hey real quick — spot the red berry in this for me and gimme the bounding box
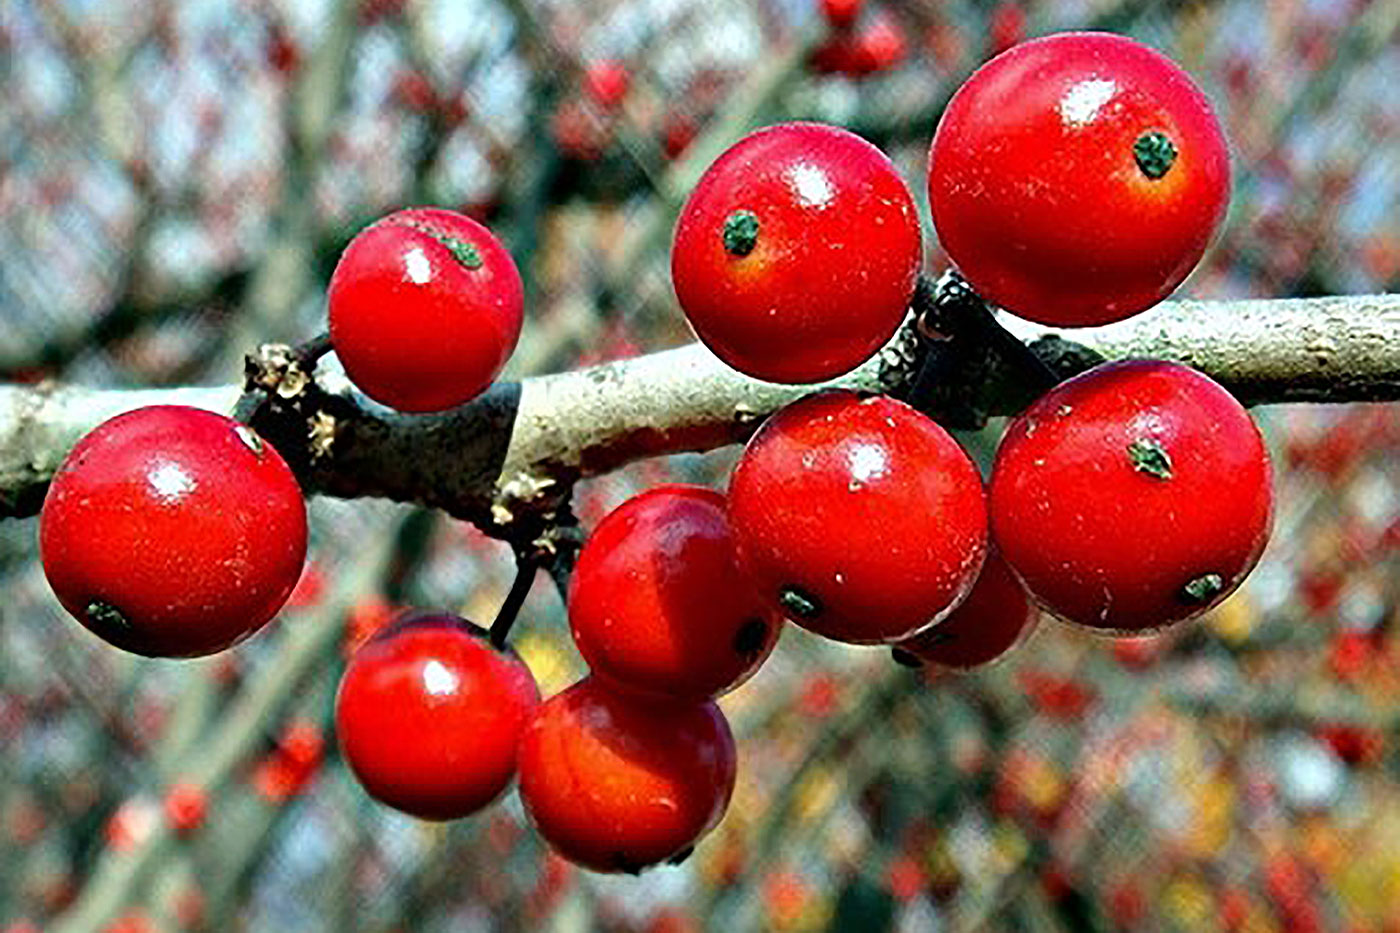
[728,391,987,644]
[928,32,1230,326]
[811,13,907,77]
[335,612,540,820]
[583,60,630,109]
[821,0,863,30]
[328,207,523,412]
[990,360,1273,632]
[893,547,1037,670]
[987,2,1026,56]
[163,781,207,835]
[277,718,325,772]
[672,123,921,383]
[569,485,781,701]
[40,406,307,658]
[518,678,736,873]
[850,12,907,74]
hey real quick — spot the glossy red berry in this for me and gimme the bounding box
[671,123,921,383]
[569,485,781,701]
[328,207,523,412]
[518,678,736,873]
[335,612,540,820]
[990,360,1273,632]
[40,406,307,658]
[927,32,1230,326]
[892,547,1038,670]
[728,391,988,644]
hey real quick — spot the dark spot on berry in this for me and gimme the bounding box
[1133,131,1177,180]
[778,586,822,620]
[667,845,695,866]
[1127,437,1173,480]
[722,210,760,257]
[442,236,483,270]
[85,600,131,637]
[733,617,770,657]
[1180,573,1225,605]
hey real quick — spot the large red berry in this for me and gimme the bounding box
[335,612,540,821]
[569,485,781,701]
[728,391,987,644]
[40,406,307,658]
[671,122,921,383]
[518,678,736,873]
[328,207,523,412]
[893,547,1038,670]
[928,32,1230,326]
[989,360,1273,632]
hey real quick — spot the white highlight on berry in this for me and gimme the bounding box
[147,461,195,502]
[404,247,433,285]
[1059,78,1117,127]
[847,442,889,485]
[421,659,460,697]
[788,163,835,209]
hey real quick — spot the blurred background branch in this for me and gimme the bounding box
[3,0,1400,931]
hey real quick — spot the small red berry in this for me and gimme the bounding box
[821,0,863,30]
[662,114,698,159]
[518,679,736,873]
[928,32,1231,326]
[569,485,781,701]
[987,2,1026,56]
[277,718,325,772]
[1317,724,1384,767]
[893,547,1038,670]
[40,406,307,658]
[335,612,540,820]
[811,13,907,77]
[252,756,303,803]
[328,207,523,412]
[728,391,987,644]
[990,360,1273,632]
[583,60,630,109]
[163,781,207,836]
[850,12,907,74]
[672,123,921,383]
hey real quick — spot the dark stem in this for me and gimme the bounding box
[230,389,269,426]
[930,271,1061,396]
[294,332,335,369]
[489,552,540,649]
[906,270,1062,425]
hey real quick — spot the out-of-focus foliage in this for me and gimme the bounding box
[2,0,1400,930]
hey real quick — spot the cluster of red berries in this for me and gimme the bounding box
[35,31,1275,875]
[810,0,908,79]
[670,30,1270,641]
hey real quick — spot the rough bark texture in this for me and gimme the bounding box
[3,292,1399,538]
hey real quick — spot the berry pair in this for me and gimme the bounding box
[334,608,737,875]
[673,32,1232,390]
[724,359,1271,657]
